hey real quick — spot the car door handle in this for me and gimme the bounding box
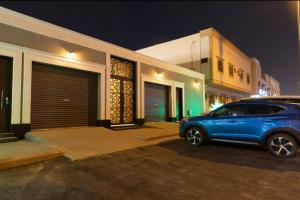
[230,120,238,123]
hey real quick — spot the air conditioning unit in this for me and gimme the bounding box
[237,69,243,75]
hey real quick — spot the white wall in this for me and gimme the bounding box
[137,33,200,70]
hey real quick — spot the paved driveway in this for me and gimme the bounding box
[1,139,299,200]
[25,122,179,160]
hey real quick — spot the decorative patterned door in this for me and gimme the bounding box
[110,57,135,124]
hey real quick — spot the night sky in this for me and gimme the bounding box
[0,1,298,95]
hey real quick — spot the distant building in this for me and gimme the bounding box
[137,28,280,111]
[251,58,280,97]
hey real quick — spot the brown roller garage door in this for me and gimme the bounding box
[144,82,169,122]
[31,62,98,129]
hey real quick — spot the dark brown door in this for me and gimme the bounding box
[31,62,98,129]
[176,87,183,121]
[144,82,169,122]
[0,56,12,133]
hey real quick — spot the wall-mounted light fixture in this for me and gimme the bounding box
[193,80,200,88]
[156,71,163,79]
[67,51,76,60]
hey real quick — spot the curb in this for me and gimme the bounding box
[0,151,63,171]
[143,133,178,141]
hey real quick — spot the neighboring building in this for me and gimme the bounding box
[137,28,280,111]
[0,7,205,137]
[251,58,280,97]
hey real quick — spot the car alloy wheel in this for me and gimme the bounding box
[185,127,204,146]
[267,133,297,158]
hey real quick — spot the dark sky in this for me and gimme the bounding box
[0,1,299,95]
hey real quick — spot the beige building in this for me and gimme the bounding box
[137,28,280,111]
[251,58,280,97]
[0,7,205,138]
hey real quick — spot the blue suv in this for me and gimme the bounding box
[179,100,300,158]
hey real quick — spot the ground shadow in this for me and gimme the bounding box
[158,139,300,172]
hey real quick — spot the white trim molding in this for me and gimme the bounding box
[22,48,106,124]
[0,44,22,124]
[174,82,185,120]
[136,61,141,118]
[105,53,111,120]
[140,74,185,119]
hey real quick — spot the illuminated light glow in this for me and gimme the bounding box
[67,51,76,60]
[193,80,200,88]
[250,95,261,98]
[156,72,163,79]
[210,100,224,111]
[258,89,268,96]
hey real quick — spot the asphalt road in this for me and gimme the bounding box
[1,139,300,200]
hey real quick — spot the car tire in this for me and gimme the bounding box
[267,133,298,158]
[185,126,205,146]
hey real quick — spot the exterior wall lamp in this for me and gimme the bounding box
[193,80,200,88]
[156,71,163,79]
[67,51,76,60]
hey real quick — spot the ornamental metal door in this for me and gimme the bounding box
[110,57,135,124]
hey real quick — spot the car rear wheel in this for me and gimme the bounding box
[267,133,298,158]
[185,127,205,146]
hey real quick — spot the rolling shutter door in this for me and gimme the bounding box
[31,62,98,129]
[144,82,169,122]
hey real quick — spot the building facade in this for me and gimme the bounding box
[251,58,280,97]
[137,28,280,111]
[0,7,205,137]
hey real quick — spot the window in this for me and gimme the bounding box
[209,94,215,105]
[214,105,246,117]
[258,81,260,87]
[246,105,284,115]
[217,58,224,73]
[270,106,285,113]
[246,73,250,84]
[201,58,208,63]
[229,64,234,77]
[238,69,244,81]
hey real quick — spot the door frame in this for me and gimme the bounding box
[22,50,106,125]
[176,87,184,121]
[141,74,185,120]
[110,56,136,125]
[0,43,22,128]
[0,56,13,132]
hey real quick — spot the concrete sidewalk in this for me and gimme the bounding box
[0,141,63,171]
[26,122,179,161]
